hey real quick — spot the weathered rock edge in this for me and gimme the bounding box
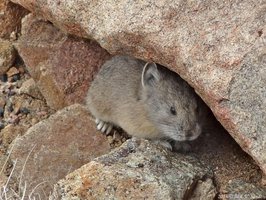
[50,138,215,200]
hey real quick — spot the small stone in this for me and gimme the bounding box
[0,39,16,75]
[137,163,144,168]
[107,135,114,144]
[10,73,20,82]
[7,102,13,112]
[0,74,7,82]
[0,121,5,130]
[7,89,16,96]
[0,173,8,188]
[13,100,22,115]
[6,67,19,77]
[1,124,27,147]
[16,80,23,88]
[17,65,26,74]
[10,31,17,41]
[31,118,38,125]
[7,114,19,124]
[19,78,43,100]
[37,111,48,117]
[190,178,217,200]
[0,107,4,117]
[20,107,30,115]
[0,96,5,107]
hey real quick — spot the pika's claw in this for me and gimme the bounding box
[95,119,113,135]
[97,121,104,130]
[95,118,100,125]
[101,123,108,133]
[106,124,113,135]
[101,123,113,134]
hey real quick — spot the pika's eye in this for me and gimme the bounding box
[170,106,176,115]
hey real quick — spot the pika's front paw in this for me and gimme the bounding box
[152,140,172,151]
[95,118,113,135]
[173,141,192,153]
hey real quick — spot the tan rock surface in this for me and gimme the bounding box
[10,104,110,199]
[18,78,44,100]
[0,39,16,75]
[16,14,110,110]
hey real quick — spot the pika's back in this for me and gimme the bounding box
[87,55,145,102]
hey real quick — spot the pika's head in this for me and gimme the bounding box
[141,62,201,142]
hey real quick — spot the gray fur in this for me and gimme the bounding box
[86,55,202,147]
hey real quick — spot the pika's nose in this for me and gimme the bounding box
[186,123,201,140]
[186,132,193,138]
[186,131,197,141]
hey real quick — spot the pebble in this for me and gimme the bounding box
[7,114,19,124]
[0,122,4,130]
[10,74,20,82]
[7,103,13,113]
[107,135,114,144]
[13,101,21,115]
[37,111,48,117]
[0,74,8,82]
[7,90,16,97]
[113,131,121,140]
[17,65,26,74]
[20,107,30,115]
[6,67,20,77]
[10,31,17,41]
[31,118,38,125]
[0,107,4,117]
[16,80,23,88]
[0,97,6,108]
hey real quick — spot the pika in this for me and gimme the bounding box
[86,55,202,149]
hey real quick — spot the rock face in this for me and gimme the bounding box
[50,138,214,200]
[15,14,110,110]
[0,124,27,148]
[190,178,217,200]
[0,0,29,39]
[10,104,110,199]
[18,78,44,100]
[0,39,16,75]
[220,180,266,200]
[11,0,266,175]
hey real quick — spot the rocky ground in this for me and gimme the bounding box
[0,52,264,199]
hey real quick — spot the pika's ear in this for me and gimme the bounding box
[141,62,160,87]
